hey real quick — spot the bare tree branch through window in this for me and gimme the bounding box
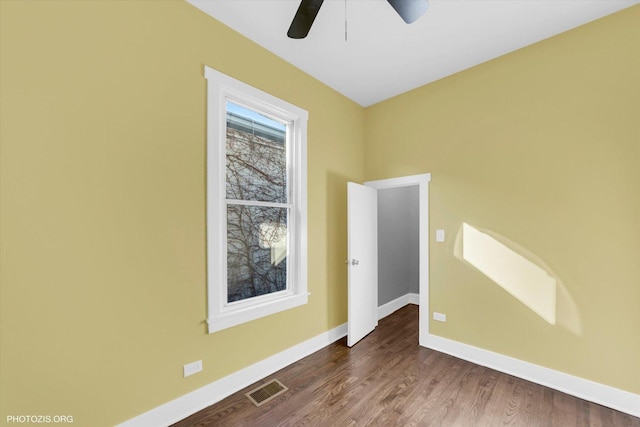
[225,104,288,303]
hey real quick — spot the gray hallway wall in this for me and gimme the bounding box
[378,186,419,305]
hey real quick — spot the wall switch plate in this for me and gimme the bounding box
[183,360,203,377]
[436,229,445,242]
[433,312,447,322]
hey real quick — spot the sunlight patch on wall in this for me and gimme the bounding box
[454,223,582,335]
[460,223,557,324]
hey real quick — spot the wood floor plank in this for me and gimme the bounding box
[450,365,499,426]
[173,305,640,427]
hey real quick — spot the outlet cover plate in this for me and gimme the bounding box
[183,360,203,377]
[433,312,447,322]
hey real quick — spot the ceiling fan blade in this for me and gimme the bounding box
[386,0,429,24]
[288,0,325,39]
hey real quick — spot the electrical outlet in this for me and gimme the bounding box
[183,360,203,377]
[433,312,447,322]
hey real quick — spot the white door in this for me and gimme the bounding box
[347,182,378,347]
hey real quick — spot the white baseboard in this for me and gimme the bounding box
[118,298,639,426]
[426,334,640,418]
[116,323,348,427]
[378,293,419,320]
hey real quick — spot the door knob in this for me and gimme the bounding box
[351,259,360,266]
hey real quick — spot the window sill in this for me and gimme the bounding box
[207,292,309,333]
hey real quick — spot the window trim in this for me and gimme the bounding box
[205,66,308,333]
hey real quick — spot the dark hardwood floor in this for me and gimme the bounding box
[173,305,640,426]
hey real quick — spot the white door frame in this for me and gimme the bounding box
[365,173,431,347]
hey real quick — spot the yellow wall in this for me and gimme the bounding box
[365,6,640,394]
[0,1,364,425]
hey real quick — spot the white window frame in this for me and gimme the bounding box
[205,66,308,333]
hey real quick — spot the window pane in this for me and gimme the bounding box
[227,204,288,303]
[226,102,288,203]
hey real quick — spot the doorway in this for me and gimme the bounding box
[377,185,420,313]
[348,174,431,347]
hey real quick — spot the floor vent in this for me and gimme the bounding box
[245,379,288,407]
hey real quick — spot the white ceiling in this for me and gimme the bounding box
[187,0,639,107]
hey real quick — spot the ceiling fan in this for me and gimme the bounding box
[288,0,429,39]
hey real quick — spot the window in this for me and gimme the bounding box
[205,66,308,333]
